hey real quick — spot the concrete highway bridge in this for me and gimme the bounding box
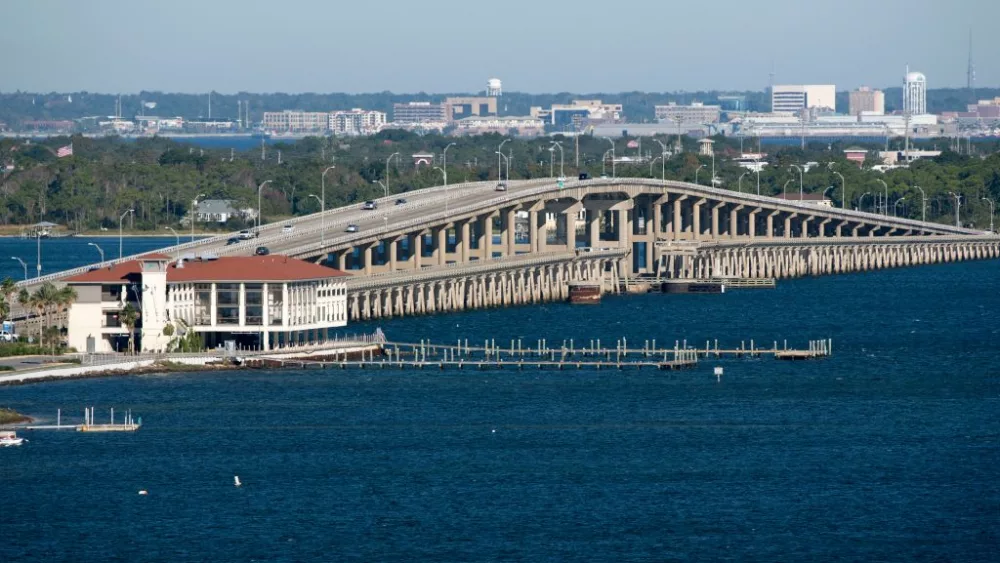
[18,177,1000,323]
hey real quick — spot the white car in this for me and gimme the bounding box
[345,224,359,233]
[282,224,294,234]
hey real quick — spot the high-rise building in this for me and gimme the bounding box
[771,85,836,114]
[329,109,387,135]
[849,87,885,116]
[654,102,721,126]
[903,69,927,115]
[262,111,330,133]
[392,102,447,124]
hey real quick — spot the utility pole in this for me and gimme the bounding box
[949,192,962,228]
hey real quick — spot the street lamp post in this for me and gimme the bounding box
[498,139,510,183]
[601,150,611,177]
[11,257,27,280]
[652,138,667,181]
[442,143,456,187]
[550,141,564,177]
[119,208,134,259]
[913,184,926,222]
[320,165,335,243]
[858,192,871,212]
[547,146,554,177]
[948,192,962,227]
[373,180,388,198]
[603,137,615,178]
[876,179,889,216]
[790,164,804,200]
[695,164,706,185]
[829,166,846,209]
[783,179,793,199]
[307,194,325,245]
[35,232,41,278]
[256,181,271,232]
[385,152,400,195]
[983,197,996,233]
[649,156,661,178]
[738,171,748,193]
[164,227,179,246]
[191,193,206,242]
[433,166,449,214]
[88,242,105,262]
[894,197,906,217]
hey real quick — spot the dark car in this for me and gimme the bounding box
[254,246,270,256]
[578,172,590,180]
[395,198,408,205]
[226,237,240,245]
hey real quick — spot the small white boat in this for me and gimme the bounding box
[234,476,242,487]
[0,430,24,447]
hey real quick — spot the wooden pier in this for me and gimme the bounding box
[21,407,141,432]
[257,336,830,371]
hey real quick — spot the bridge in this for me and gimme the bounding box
[17,177,1000,323]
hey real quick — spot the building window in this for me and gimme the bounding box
[216,283,240,325]
[268,284,283,326]
[245,283,263,326]
[195,283,212,325]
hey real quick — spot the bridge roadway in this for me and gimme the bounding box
[12,177,1000,325]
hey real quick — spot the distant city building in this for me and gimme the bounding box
[843,147,868,167]
[771,85,836,114]
[530,100,623,130]
[654,102,721,127]
[879,150,941,165]
[903,69,927,115]
[487,78,502,97]
[960,97,1000,119]
[453,115,544,137]
[392,102,447,124]
[443,97,497,121]
[262,111,329,133]
[329,109,386,136]
[717,95,747,112]
[849,87,885,116]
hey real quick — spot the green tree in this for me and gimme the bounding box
[119,303,139,354]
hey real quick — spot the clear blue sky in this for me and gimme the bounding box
[4,0,996,94]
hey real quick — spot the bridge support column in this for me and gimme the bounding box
[692,199,705,240]
[413,233,423,269]
[729,204,744,239]
[505,208,517,256]
[437,226,448,265]
[460,220,470,263]
[800,216,812,239]
[336,251,347,271]
[363,244,373,275]
[784,213,797,239]
[673,195,688,240]
[388,238,398,271]
[483,215,494,259]
[587,210,600,248]
[766,210,779,239]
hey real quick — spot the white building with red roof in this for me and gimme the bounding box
[66,254,348,353]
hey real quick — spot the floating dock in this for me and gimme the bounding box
[20,407,141,432]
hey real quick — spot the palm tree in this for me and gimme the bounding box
[0,277,16,322]
[28,283,59,348]
[119,303,139,354]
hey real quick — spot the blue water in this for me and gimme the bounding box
[2,240,999,561]
[0,236,187,281]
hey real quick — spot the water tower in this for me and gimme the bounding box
[487,78,502,97]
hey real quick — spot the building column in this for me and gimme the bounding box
[238,282,246,326]
[210,282,217,326]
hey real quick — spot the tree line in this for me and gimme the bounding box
[0,131,998,232]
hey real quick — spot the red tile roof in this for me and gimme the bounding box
[67,256,348,284]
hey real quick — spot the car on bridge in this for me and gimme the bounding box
[282,224,295,233]
[495,182,507,192]
[345,224,359,233]
[226,237,240,245]
[362,201,378,210]
[395,198,407,205]
[238,229,258,240]
[254,246,270,256]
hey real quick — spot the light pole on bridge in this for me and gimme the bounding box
[11,257,27,281]
[320,165,335,244]
[603,137,616,178]
[783,179,793,199]
[894,197,906,218]
[550,141,564,178]
[118,208,134,260]
[191,193,206,241]
[374,180,388,199]
[442,143,456,188]
[913,184,926,222]
[164,227,179,247]
[695,164,706,186]
[88,242,105,263]
[828,165,846,209]
[433,166,449,215]
[652,138,667,181]
[498,139,510,183]
[256,181,271,232]
[876,179,889,216]
[738,171,748,193]
[857,192,871,212]
[385,152,400,196]
[790,164,804,200]
[982,197,995,233]
[948,192,962,227]
[308,194,325,246]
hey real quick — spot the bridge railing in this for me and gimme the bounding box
[19,178,554,287]
[346,248,626,291]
